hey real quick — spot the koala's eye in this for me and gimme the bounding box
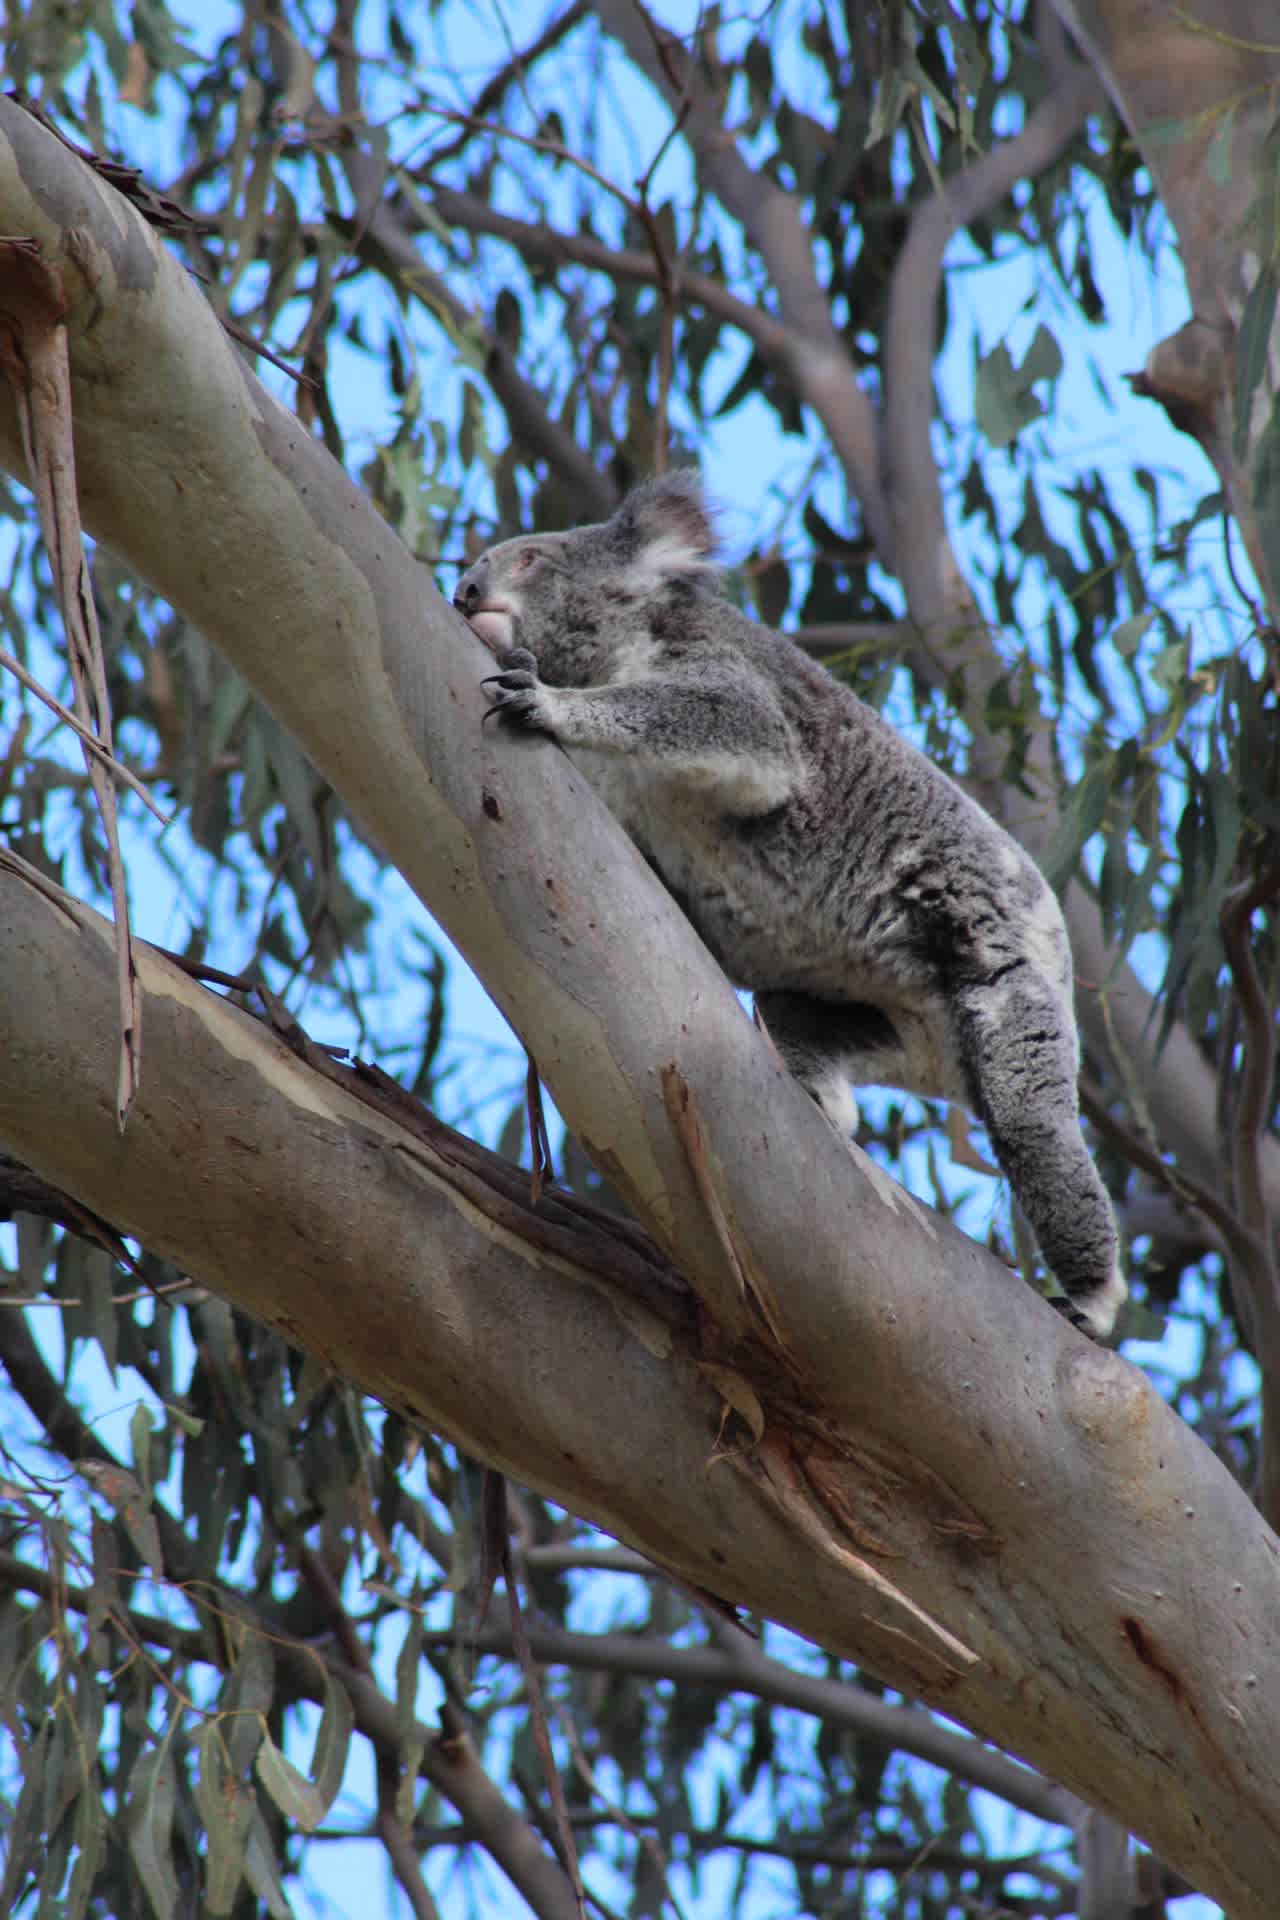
[511,548,540,576]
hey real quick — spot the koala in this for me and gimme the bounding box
[454,471,1126,1340]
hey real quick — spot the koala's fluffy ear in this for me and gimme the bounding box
[612,471,718,592]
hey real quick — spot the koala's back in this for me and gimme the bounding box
[578,594,1069,1026]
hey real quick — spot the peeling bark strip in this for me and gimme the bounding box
[0,237,141,1128]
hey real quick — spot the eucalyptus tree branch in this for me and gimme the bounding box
[589,0,894,562]
[426,185,789,362]
[791,621,908,659]
[328,4,615,523]
[2,106,1279,1912]
[417,0,590,179]
[375,1745,443,1920]
[1078,1079,1261,1285]
[881,56,1104,633]
[427,1615,1073,1826]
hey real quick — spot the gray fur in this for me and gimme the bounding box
[455,472,1126,1339]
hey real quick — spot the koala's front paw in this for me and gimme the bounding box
[481,648,555,733]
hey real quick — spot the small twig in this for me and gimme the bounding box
[422,108,637,213]
[0,642,171,823]
[420,2,590,177]
[1078,1075,1261,1277]
[148,947,258,994]
[555,1699,689,1920]
[488,1476,588,1919]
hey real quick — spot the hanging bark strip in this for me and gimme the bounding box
[0,237,141,1127]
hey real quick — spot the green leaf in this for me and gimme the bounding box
[1206,105,1235,187]
[1020,322,1063,386]
[1111,612,1154,657]
[125,1731,180,1920]
[130,1403,155,1494]
[394,1596,427,1823]
[1041,760,1112,887]
[219,1628,274,1776]
[255,1733,323,1829]
[80,1463,164,1578]
[194,1723,253,1916]
[1235,263,1277,458]
[253,1674,353,1833]
[242,1803,294,1918]
[975,341,1042,448]
[0,1719,51,1912]
[1149,636,1189,694]
[62,1780,107,1920]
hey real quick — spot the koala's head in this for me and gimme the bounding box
[453,471,719,681]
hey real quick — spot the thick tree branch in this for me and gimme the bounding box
[0,831,1275,1915]
[0,107,1278,1912]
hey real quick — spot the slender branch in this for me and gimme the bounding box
[376,1741,442,1920]
[422,1616,1071,1826]
[427,185,789,360]
[791,621,909,659]
[1077,1077,1261,1282]
[328,2,615,521]
[590,0,894,558]
[882,54,1102,633]
[418,1,590,178]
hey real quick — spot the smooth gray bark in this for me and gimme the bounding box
[0,100,1278,1913]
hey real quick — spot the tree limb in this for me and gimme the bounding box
[426,1615,1071,1825]
[587,0,895,562]
[0,105,1278,1912]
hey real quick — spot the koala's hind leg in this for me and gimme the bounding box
[950,967,1126,1340]
[754,990,924,1140]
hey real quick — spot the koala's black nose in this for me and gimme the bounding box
[454,576,480,612]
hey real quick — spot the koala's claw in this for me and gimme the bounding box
[481,650,549,731]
